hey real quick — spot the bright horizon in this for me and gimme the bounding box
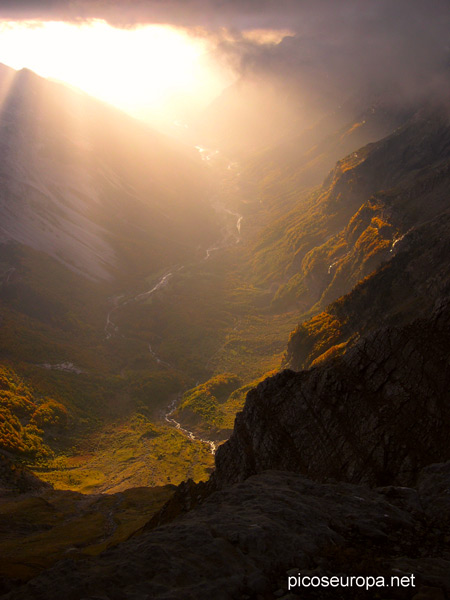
[0,19,237,131]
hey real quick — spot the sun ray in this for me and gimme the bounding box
[0,62,17,114]
[0,19,234,131]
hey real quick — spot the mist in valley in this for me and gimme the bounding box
[1,2,450,598]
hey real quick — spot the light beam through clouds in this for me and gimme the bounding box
[0,1,448,138]
[0,19,238,130]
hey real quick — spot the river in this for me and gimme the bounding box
[104,202,243,454]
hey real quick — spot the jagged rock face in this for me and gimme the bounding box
[214,298,450,489]
[3,464,450,599]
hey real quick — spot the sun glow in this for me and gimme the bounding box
[0,19,234,129]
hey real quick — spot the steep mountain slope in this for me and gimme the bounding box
[284,110,450,370]
[239,96,414,207]
[170,105,450,441]
[0,64,216,283]
[215,295,450,489]
[1,86,450,600]
[285,212,450,372]
[211,108,450,490]
[0,64,220,486]
[245,106,450,311]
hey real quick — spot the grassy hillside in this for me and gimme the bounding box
[0,477,174,586]
[3,68,446,491]
[242,107,450,310]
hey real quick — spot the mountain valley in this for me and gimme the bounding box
[0,22,450,598]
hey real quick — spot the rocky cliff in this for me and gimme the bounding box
[3,462,450,599]
[213,126,450,489]
[2,98,450,600]
[214,297,450,490]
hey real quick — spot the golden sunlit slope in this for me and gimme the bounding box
[0,63,217,283]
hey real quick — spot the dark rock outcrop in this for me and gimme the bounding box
[214,297,450,490]
[3,463,450,599]
[0,451,50,495]
[3,80,450,600]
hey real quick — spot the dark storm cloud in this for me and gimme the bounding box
[211,0,450,109]
[1,0,448,30]
[1,0,449,106]
[0,0,301,27]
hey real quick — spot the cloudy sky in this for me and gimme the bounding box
[0,1,448,132]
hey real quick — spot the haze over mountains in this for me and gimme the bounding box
[0,63,215,282]
[1,1,450,598]
[0,62,221,493]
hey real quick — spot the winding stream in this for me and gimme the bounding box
[164,396,217,454]
[104,202,243,455]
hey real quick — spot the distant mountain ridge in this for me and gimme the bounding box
[0,63,219,472]
[0,64,216,283]
[1,59,450,600]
